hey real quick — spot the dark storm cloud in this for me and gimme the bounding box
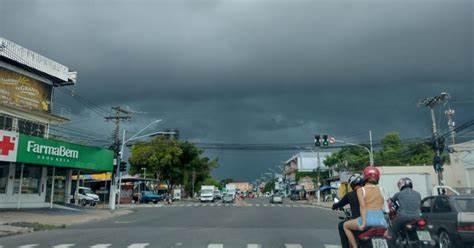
[1,0,472,180]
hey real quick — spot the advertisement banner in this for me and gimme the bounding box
[16,134,113,171]
[0,67,52,113]
[0,130,113,172]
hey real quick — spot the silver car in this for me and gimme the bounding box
[270,194,283,204]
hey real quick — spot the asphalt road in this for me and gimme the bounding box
[0,198,342,248]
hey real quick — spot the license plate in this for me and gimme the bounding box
[417,231,432,241]
[371,238,388,248]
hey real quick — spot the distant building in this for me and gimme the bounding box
[449,140,474,189]
[227,182,252,192]
[283,151,331,182]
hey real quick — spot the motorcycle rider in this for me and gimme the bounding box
[388,177,422,239]
[344,166,388,248]
[332,174,364,248]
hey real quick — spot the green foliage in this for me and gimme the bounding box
[324,132,436,171]
[219,178,234,188]
[202,177,221,188]
[129,137,218,194]
[263,179,276,193]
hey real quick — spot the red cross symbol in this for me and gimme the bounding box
[0,136,15,156]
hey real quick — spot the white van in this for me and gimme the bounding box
[77,187,100,206]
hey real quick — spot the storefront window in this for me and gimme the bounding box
[0,162,9,193]
[14,164,42,194]
[0,115,13,131]
[18,119,46,137]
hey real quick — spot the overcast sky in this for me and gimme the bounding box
[1,0,472,181]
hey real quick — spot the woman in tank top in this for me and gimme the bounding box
[343,167,387,248]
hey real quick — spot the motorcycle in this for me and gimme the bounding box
[387,199,436,248]
[334,198,390,248]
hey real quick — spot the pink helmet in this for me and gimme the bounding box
[363,166,380,183]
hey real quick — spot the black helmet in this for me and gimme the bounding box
[397,177,413,191]
[348,174,364,190]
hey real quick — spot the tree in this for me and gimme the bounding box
[324,132,435,171]
[220,178,234,188]
[263,179,276,193]
[377,132,404,166]
[129,137,218,194]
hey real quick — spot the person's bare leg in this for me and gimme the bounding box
[344,219,360,248]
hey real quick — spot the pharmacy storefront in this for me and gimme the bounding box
[0,130,113,208]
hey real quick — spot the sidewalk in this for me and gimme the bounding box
[0,207,132,237]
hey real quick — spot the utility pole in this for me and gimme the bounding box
[369,130,374,166]
[445,108,456,145]
[419,92,450,186]
[105,106,131,210]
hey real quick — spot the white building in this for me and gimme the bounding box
[449,140,474,189]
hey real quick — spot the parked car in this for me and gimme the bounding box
[270,193,283,204]
[140,191,163,203]
[77,187,99,206]
[421,194,474,247]
[222,193,235,203]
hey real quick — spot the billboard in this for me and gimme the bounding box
[0,67,52,113]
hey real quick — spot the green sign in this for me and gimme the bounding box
[17,134,113,172]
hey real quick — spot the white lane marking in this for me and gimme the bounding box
[255,204,260,207]
[263,204,268,207]
[18,245,39,248]
[207,244,224,248]
[186,204,192,207]
[193,203,199,207]
[127,243,150,248]
[217,203,222,206]
[248,204,253,207]
[284,244,303,248]
[247,244,262,248]
[53,245,75,248]
[324,245,342,248]
[90,244,111,248]
[292,205,299,208]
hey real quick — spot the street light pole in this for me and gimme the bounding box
[336,139,374,167]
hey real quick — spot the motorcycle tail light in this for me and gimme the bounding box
[417,219,426,227]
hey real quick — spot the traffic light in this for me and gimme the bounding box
[433,155,443,173]
[322,135,329,147]
[119,161,127,172]
[314,135,321,147]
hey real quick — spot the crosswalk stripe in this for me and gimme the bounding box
[263,204,268,207]
[90,244,111,248]
[18,245,39,248]
[248,204,253,207]
[255,204,260,207]
[53,244,75,248]
[284,244,303,248]
[127,243,150,248]
[324,245,342,248]
[207,244,223,248]
[247,244,262,248]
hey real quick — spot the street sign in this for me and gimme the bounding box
[328,136,336,144]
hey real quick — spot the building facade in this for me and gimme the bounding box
[0,37,113,208]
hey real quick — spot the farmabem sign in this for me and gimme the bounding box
[0,130,113,172]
